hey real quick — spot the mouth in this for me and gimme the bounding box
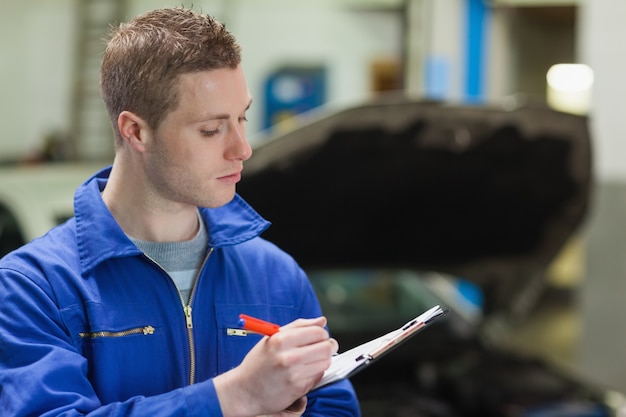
[217,171,242,184]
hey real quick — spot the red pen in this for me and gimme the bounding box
[238,314,280,336]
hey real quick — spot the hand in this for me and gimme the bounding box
[257,396,307,417]
[214,317,338,417]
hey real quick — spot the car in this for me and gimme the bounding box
[0,162,103,257]
[0,95,622,416]
[236,95,624,416]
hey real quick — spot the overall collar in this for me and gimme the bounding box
[75,166,270,275]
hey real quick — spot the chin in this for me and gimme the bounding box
[199,193,236,209]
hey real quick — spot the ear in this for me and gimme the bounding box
[117,111,151,152]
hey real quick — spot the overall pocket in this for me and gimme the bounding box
[62,301,174,402]
[214,303,298,374]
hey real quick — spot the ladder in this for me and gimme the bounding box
[69,0,125,161]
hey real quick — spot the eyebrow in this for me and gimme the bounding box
[203,98,253,122]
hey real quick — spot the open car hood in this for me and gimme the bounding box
[237,96,592,316]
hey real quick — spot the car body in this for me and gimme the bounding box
[0,96,622,416]
[0,162,104,257]
[237,95,592,318]
[236,96,623,416]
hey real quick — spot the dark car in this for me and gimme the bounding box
[237,95,621,416]
[0,96,619,416]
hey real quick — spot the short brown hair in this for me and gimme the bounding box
[100,7,242,145]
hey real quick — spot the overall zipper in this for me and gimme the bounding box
[143,247,214,386]
[185,247,214,385]
[79,325,155,338]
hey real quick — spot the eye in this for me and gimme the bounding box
[239,116,248,123]
[200,129,220,137]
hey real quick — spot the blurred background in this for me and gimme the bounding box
[1,0,626,399]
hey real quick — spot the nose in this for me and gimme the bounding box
[227,123,252,161]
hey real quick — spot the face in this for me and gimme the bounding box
[142,66,253,209]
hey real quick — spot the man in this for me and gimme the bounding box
[0,7,360,416]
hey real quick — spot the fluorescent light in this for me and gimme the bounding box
[546,63,594,115]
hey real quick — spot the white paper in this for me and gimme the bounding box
[312,305,445,390]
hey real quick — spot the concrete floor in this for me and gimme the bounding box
[581,182,626,394]
[499,182,626,399]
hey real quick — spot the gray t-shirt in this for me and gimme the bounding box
[131,215,208,303]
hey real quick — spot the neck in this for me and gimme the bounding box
[102,156,200,242]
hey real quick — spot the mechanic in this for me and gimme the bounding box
[0,7,360,417]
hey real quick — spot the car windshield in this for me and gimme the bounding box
[308,269,483,334]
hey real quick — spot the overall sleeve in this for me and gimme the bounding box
[0,266,225,417]
[306,379,362,417]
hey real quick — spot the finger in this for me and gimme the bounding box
[270,326,330,350]
[280,316,327,331]
[295,338,337,366]
[286,396,307,413]
[329,337,339,355]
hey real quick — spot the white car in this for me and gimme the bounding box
[0,162,104,257]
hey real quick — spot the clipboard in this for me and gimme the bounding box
[311,304,447,391]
